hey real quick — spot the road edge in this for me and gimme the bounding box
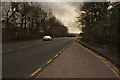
[75,39,119,68]
[30,39,74,78]
[75,39,120,79]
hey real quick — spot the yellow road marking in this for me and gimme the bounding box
[30,46,68,77]
[59,51,62,53]
[46,59,53,64]
[100,56,119,72]
[55,54,59,58]
[75,42,120,79]
[100,59,120,79]
[30,68,42,77]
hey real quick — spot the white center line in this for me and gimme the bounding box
[3,49,14,53]
[3,45,34,53]
[18,45,33,49]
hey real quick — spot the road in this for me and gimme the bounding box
[36,41,119,79]
[2,37,119,79]
[3,37,74,78]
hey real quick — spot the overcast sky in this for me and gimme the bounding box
[2,0,83,33]
[40,2,82,33]
[3,0,116,33]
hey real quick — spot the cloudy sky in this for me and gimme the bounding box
[3,0,116,33]
[40,2,82,33]
[2,0,83,33]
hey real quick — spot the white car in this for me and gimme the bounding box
[43,36,52,41]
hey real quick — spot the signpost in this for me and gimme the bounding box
[40,30,44,33]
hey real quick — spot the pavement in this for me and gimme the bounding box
[36,41,118,79]
[3,37,74,78]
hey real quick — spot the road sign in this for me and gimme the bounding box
[40,30,44,33]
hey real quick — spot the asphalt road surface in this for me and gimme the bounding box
[2,37,119,79]
[3,37,74,78]
[37,41,119,79]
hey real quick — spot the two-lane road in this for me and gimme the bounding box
[3,37,74,78]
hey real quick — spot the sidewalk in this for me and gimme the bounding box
[75,38,119,67]
[37,42,117,78]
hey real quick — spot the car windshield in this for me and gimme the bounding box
[44,36,50,38]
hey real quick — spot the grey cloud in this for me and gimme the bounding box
[40,2,82,33]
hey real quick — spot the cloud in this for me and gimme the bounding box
[40,2,82,33]
[2,0,82,33]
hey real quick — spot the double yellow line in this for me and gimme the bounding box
[75,42,120,79]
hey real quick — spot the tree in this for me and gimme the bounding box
[77,2,110,43]
[2,2,68,42]
[76,2,120,48]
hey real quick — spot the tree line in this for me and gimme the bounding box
[77,2,120,48]
[2,2,68,42]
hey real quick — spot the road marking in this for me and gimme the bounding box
[100,58,120,79]
[3,49,14,53]
[24,45,33,48]
[18,45,33,49]
[64,47,67,49]
[3,45,34,53]
[75,42,120,79]
[30,45,69,77]
[100,56,119,73]
[59,51,63,54]
[46,59,53,64]
[7,49,14,51]
[18,47,25,49]
[46,45,69,64]
[30,68,42,77]
[55,54,59,58]
[77,42,119,73]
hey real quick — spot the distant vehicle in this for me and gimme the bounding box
[43,36,52,41]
